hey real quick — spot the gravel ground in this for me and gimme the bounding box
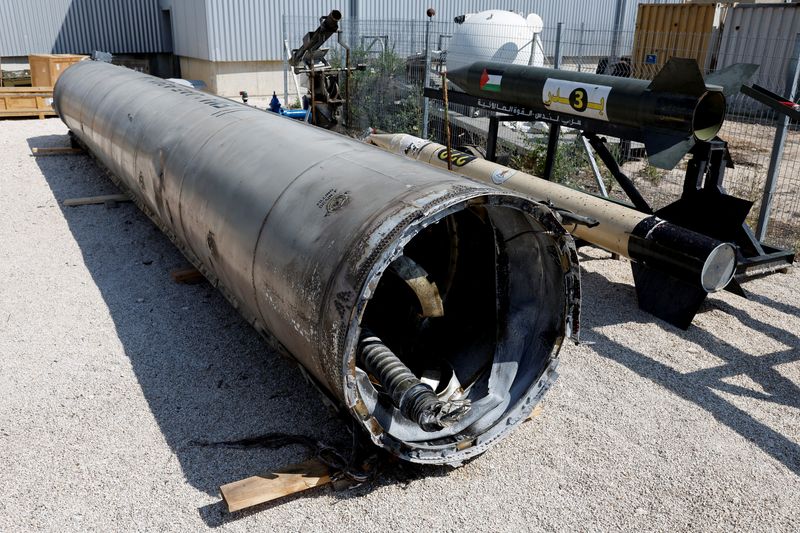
[1,118,799,532]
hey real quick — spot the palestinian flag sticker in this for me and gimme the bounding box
[479,68,503,92]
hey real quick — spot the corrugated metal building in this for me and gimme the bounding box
[717,2,800,93]
[0,0,683,95]
[166,0,681,96]
[168,0,682,63]
[0,0,171,56]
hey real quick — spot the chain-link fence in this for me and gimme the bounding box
[283,16,800,253]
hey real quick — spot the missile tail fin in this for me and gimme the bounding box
[631,263,708,330]
[656,191,752,244]
[704,63,759,97]
[644,130,695,170]
[648,57,707,96]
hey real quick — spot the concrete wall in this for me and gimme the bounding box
[178,57,287,98]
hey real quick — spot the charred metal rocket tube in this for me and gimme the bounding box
[368,133,736,294]
[54,61,580,465]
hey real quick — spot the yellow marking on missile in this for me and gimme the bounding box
[543,87,605,115]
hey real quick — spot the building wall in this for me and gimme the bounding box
[169,0,682,63]
[170,0,345,62]
[179,56,286,98]
[717,3,800,93]
[0,0,170,56]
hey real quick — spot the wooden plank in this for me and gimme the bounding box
[220,458,332,513]
[0,87,54,119]
[0,110,57,118]
[0,86,54,94]
[63,194,130,207]
[170,267,206,284]
[31,147,83,156]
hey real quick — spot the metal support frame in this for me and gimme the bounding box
[584,132,652,213]
[756,33,800,241]
[420,82,795,278]
[486,116,499,162]
[543,23,564,181]
[424,87,649,209]
[543,127,560,181]
[359,35,389,55]
[658,139,794,276]
[421,15,433,139]
[581,136,608,197]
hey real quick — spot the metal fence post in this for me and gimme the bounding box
[607,0,627,74]
[553,22,563,69]
[421,12,433,139]
[756,33,800,242]
[349,0,359,51]
[282,15,289,104]
[543,23,564,181]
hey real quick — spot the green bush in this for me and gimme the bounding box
[332,48,423,134]
[511,134,592,187]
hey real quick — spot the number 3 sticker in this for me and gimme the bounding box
[569,88,587,112]
[542,79,611,121]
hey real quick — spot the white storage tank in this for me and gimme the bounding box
[446,10,545,74]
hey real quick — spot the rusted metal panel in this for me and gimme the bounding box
[632,2,725,77]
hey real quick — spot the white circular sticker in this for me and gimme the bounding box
[491,168,517,185]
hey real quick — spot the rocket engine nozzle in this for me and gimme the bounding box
[692,90,727,141]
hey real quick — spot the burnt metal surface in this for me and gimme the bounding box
[53,61,580,464]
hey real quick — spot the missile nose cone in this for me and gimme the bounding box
[445,65,470,90]
[366,133,393,149]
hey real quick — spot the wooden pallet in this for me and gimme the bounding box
[63,194,130,207]
[31,147,83,156]
[0,87,55,119]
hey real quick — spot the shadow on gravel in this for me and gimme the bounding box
[197,460,452,527]
[579,268,800,476]
[742,290,800,318]
[28,133,446,524]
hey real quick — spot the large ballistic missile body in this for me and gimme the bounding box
[53,61,580,465]
[369,132,737,329]
[447,58,742,169]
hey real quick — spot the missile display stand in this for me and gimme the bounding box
[422,86,795,285]
[282,10,365,128]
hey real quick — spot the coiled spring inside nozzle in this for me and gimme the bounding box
[358,330,471,432]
